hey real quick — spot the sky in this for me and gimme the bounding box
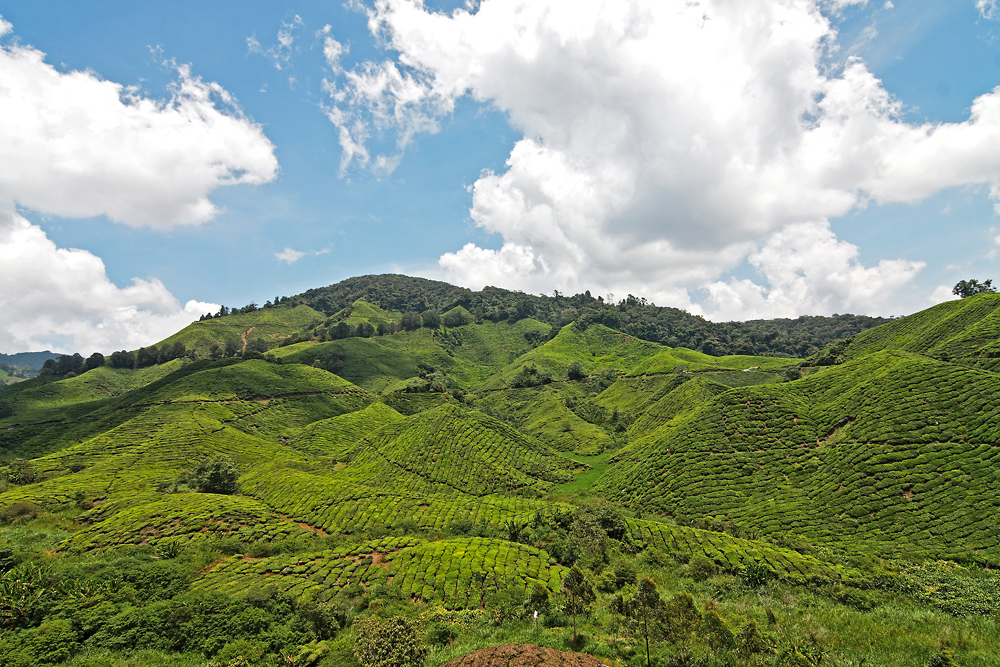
[3,0,1000,354]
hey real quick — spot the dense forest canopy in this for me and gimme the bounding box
[295,274,890,358]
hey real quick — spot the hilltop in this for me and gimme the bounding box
[0,276,997,667]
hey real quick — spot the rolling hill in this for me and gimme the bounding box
[1,278,998,667]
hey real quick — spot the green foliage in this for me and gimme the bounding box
[952,278,995,298]
[511,364,552,388]
[352,615,427,667]
[561,565,595,642]
[0,502,41,524]
[188,455,241,495]
[296,274,888,357]
[3,459,38,485]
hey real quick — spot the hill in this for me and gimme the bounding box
[295,274,891,358]
[0,278,998,667]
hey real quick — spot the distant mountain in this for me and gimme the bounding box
[0,350,61,374]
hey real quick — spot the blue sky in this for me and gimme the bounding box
[2,0,1000,353]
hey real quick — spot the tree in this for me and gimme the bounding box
[567,361,586,381]
[192,455,240,495]
[54,354,84,375]
[224,338,241,357]
[136,346,158,367]
[109,350,135,369]
[421,310,441,328]
[84,352,105,372]
[561,565,595,644]
[352,615,427,667]
[401,311,422,331]
[631,578,666,667]
[952,278,996,298]
[663,591,701,645]
[442,309,470,327]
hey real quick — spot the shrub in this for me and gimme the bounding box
[688,556,717,582]
[425,621,457,646]
[353,615,427,667]
[0,502,41,524]
[4,459,38,485]
[420,310,441,329]
[512,364,552,388]
[193,455,240,495]
[740,560,769,588]
[567,361,586,381]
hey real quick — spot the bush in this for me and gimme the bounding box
[688,555,717,582]
[420,310,441,329]
[353,615,427,667]
[192,455,240,495]
[425,621,457,647]
[401,312,422,331]
[512,364,552,388]
[4,459,38,485]
[0,502,42,524]
[567,361,586,381]
[740,560,769,588]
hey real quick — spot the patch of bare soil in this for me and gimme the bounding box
[440,643,612,667]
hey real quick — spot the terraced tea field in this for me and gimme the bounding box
[3,282,1000,667]
[196,536,565,609]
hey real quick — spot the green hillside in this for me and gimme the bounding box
[158,304,325,358]
[834,292,1000,369]
[1,279,999,667]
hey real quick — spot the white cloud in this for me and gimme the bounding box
[928,284,961,305]
[324,0,1000,318]
[0,211,217,354]
[323,37,347,73]
[0,30,278,228]
[701,220,924,320]
[248,15,304,70]
[978,0,998,20]
[276,247,308,263]
[0,17,273,352]
[275,247,331,264]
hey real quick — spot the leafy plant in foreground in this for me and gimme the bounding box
[352,615,427,667]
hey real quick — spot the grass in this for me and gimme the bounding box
[546,451,613,499]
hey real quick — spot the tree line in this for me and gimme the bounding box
[295,274,894,358]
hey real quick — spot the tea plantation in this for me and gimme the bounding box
[1,280,999,667]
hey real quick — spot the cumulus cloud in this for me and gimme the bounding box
[702,221,924,320]
[0,17,274,352]
[0,30,278,228]
[928,284,961,305]
[0,211,217,354]
[326,0,1000,318]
